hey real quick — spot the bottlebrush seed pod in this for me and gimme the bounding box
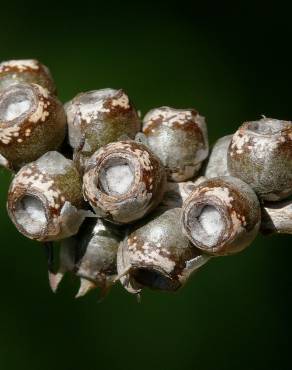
[182,176,261,256]
[83,140,166,224]
[204,135,232,178]
[227,118,292,201]
[0,83,66,170]
[65,88,141,173]
[0,59,56,94]
[261,199,292,235]
[142,106,208,182]
[117,207,211,294]
[7,151,86,242]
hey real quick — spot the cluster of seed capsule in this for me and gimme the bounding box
[0,59,291,299]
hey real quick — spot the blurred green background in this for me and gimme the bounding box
[0,3,291,370]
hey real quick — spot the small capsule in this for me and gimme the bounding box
[117,207,210,295]
[83,140,166,224]
[65,88,141,173]
[0,83,66,170]
[142,106,208,182]
[204,134,232,178]
[0,59,56,94]
[7,151,86,242]
[182,176,261,256]
[227,118,292,201]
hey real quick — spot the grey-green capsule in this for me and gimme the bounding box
[0,83,66,171]
[7,151,86,242]
[65,88,141,173]
[142,106,208,182]
[204,135,232,178]
[0,59,56,94]
[117,207,210,295]
[227,118,292,201]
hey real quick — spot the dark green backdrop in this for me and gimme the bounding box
[0,4,291,370]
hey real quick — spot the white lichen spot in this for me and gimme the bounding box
[111,93,130,109]
[0,125,21,144]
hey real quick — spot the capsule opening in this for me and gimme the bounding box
[132,267,180,291]
[247,119,285,135]
[14,195,47,235]
[0,86,33,122]
[188,204,225,249]
[98,157,135,196]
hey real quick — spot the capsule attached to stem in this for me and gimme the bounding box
[117,207,211,295]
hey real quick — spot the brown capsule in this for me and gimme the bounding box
[7,151,86,242]
[227,118,292,201]
[261,199,292,235]
[0,59,56,94]
[204,135,232,178]
[117,207,211,295]
[65,88,141,173]
[0,83,66,171]
[83,140,166,224]
[142,106,208,182]
[182,176,261,256]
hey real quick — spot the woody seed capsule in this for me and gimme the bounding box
[7,151,85,242]
[117,207,211,294]
[83,140,166,224]
[142,106,208,181]
[0,59,56,94]
[0,83,66,170]
[65,88,141,173]
[182,176,261,256]
[227,118,292,201]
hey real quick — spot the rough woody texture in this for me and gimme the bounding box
[83,140,166,224]
[142,106,208,182]
[227,118,292,201]
[117,207,211,294]
[182,176,261,256]
[0,83,66,170]
[7,151,85,241]
[0,59,56,94]
[65,88,141,173]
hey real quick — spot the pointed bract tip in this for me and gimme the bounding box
[48,271,64,293]
[75,278,96,299]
